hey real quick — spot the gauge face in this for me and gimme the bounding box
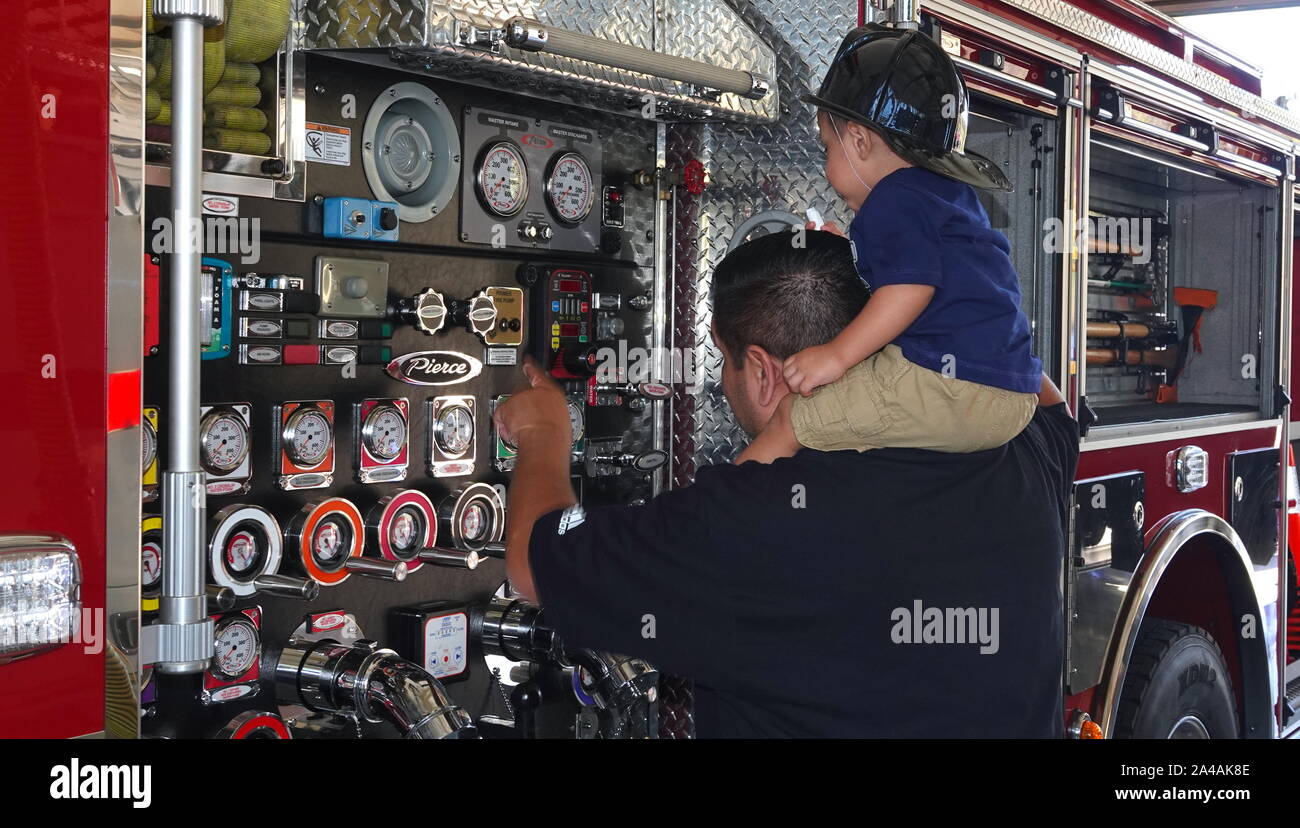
[546,152,594,224]
[141,419,157,474]
[435,406,474,456]
[362,405,407,461]
[283,407,332,467]
[567,400,585,444]
[200,410,250,474]
[476,142,528,217]
[460,502,487,543]
[212,619,258,679]
[223,527,263,576]
[390,508,422,554]
[313,519,346,564]
[141,538,162,590]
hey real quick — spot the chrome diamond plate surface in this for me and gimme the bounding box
[297,0,779,122]
[998,0,1300,136]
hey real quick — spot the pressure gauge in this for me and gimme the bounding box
[209,505,283,597]
[439,482,505,552]
[141,417,157,475]
[435,404,474,458]
[367,489,436,569]
[212,617,259,680]
[567,399,585,444]
[362,404,407,461]
[287,498,364,586]
[141,540,161,590]
[476,141,528,217]
[545,152,595,224]
[223,527,264,577]
[460,502,487,544]
[314,521,345,563]
[200,408,251,474]
[282,405,333,468]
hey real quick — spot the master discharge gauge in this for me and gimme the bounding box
[475,141,528,217]
[545,152,595,224]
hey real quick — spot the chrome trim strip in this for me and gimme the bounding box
[106,0,146,738]
[1115,113,1210,153]
[1093,510,1277,737]
[1083,417,1281,452]
[952,55,1059,101]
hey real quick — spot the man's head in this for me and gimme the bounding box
[710,230,868,436]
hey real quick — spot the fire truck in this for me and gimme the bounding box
[0,0,1296,739]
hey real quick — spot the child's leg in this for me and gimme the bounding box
[735,394,802,464]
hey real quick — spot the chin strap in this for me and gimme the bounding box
[830,116,873,196]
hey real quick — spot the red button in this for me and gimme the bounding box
[283,345,320,364]
[580,302,589,312]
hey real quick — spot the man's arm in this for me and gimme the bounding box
[493,357,577,602]
[1037,373,1066,409]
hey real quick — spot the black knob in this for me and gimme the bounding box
[378,208,398,231]
[517,264,541,288]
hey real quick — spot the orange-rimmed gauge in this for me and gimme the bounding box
[366,489,436,571]
[286,497,363,586]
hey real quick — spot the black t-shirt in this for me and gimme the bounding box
[529,403,1079,738]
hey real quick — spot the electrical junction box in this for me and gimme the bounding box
[389,601,472,683]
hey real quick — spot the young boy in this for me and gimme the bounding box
[738,25,1043,463]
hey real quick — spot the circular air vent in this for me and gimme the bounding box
[362,82,461,224]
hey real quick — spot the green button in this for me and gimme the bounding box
[579,335,588,343]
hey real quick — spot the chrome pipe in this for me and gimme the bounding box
[253,573,320,600]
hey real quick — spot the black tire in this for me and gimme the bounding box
[1112,618,1239,739]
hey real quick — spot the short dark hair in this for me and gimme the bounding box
[711,229,869,361]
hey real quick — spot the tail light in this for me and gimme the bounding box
[0,535,81,664]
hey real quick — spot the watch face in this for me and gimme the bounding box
[435,405,474,456]
[283,407,332,467]
[200,410,250,474]
[362,405,407,461]
[546,152,594,224]
[476,142,529,217]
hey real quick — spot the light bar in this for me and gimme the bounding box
[0,535,81,663]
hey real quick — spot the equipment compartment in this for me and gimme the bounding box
[1084,139,1280,428]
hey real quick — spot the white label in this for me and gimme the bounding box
[304,122,351,166]
[486,347,518,366]
[423,612,468,679]
[202,194,240,216]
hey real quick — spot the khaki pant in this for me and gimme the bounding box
[790,345,1037,453]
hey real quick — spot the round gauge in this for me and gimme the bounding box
[567,400,585,444]
[212,618,258,680]
[367,489,435,568]
[200,409,250,474]
[141,418,157,474]
[476,141,529,217]
[223,526,266,577]
[362,404,407,461]
[313,519,346,564]
[141,537,162,592]
[460,502,487,543]
[283,406,333,468]
[545,152,595,224]
[435,405,474,457]
[389,509,422,554]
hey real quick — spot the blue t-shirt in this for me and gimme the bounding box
[848,167,1041,394]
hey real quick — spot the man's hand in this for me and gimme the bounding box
[783,343,850,397]
[493,357,572,451]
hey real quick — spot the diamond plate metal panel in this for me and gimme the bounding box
[296,0,780,122]
[661,0,860,738]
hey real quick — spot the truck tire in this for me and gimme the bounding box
[1112,619,1239,739]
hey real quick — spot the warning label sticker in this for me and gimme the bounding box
[304,122,351,166]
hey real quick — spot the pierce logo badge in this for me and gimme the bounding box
[386,352,484,386]
[522,133,554,149]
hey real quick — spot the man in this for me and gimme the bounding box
[495,231,1078,737]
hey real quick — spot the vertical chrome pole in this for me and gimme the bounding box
[151,0,224,674]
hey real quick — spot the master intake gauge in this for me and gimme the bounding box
[200,403,252,496]
[354,398,410,484]
[476,141,529,217]
[545,152,595,224]
[273,401,335,490]
[427,396,476,477]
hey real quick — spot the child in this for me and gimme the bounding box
[738,24,1043,463]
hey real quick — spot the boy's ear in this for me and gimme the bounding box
[846,121,875,162]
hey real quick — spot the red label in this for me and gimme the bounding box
[522,133,554,149]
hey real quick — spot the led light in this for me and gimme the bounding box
[0,536,81,663]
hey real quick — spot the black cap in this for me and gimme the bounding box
[802,25,1012,192]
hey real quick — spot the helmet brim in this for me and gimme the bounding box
[801,92,1014,192]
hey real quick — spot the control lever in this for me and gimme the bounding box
[394,288,448,335]
[594,381,672,400]
[418,546,482,570]
[206,585,236,614]
[478,541,506,560]
[344,557,408,581]
[253,573,320,600]
[587,448,668,477]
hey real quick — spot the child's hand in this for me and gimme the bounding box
[805,220,845,237]
[783,344,849,397]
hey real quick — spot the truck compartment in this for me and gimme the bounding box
[1084,138,1279,428]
